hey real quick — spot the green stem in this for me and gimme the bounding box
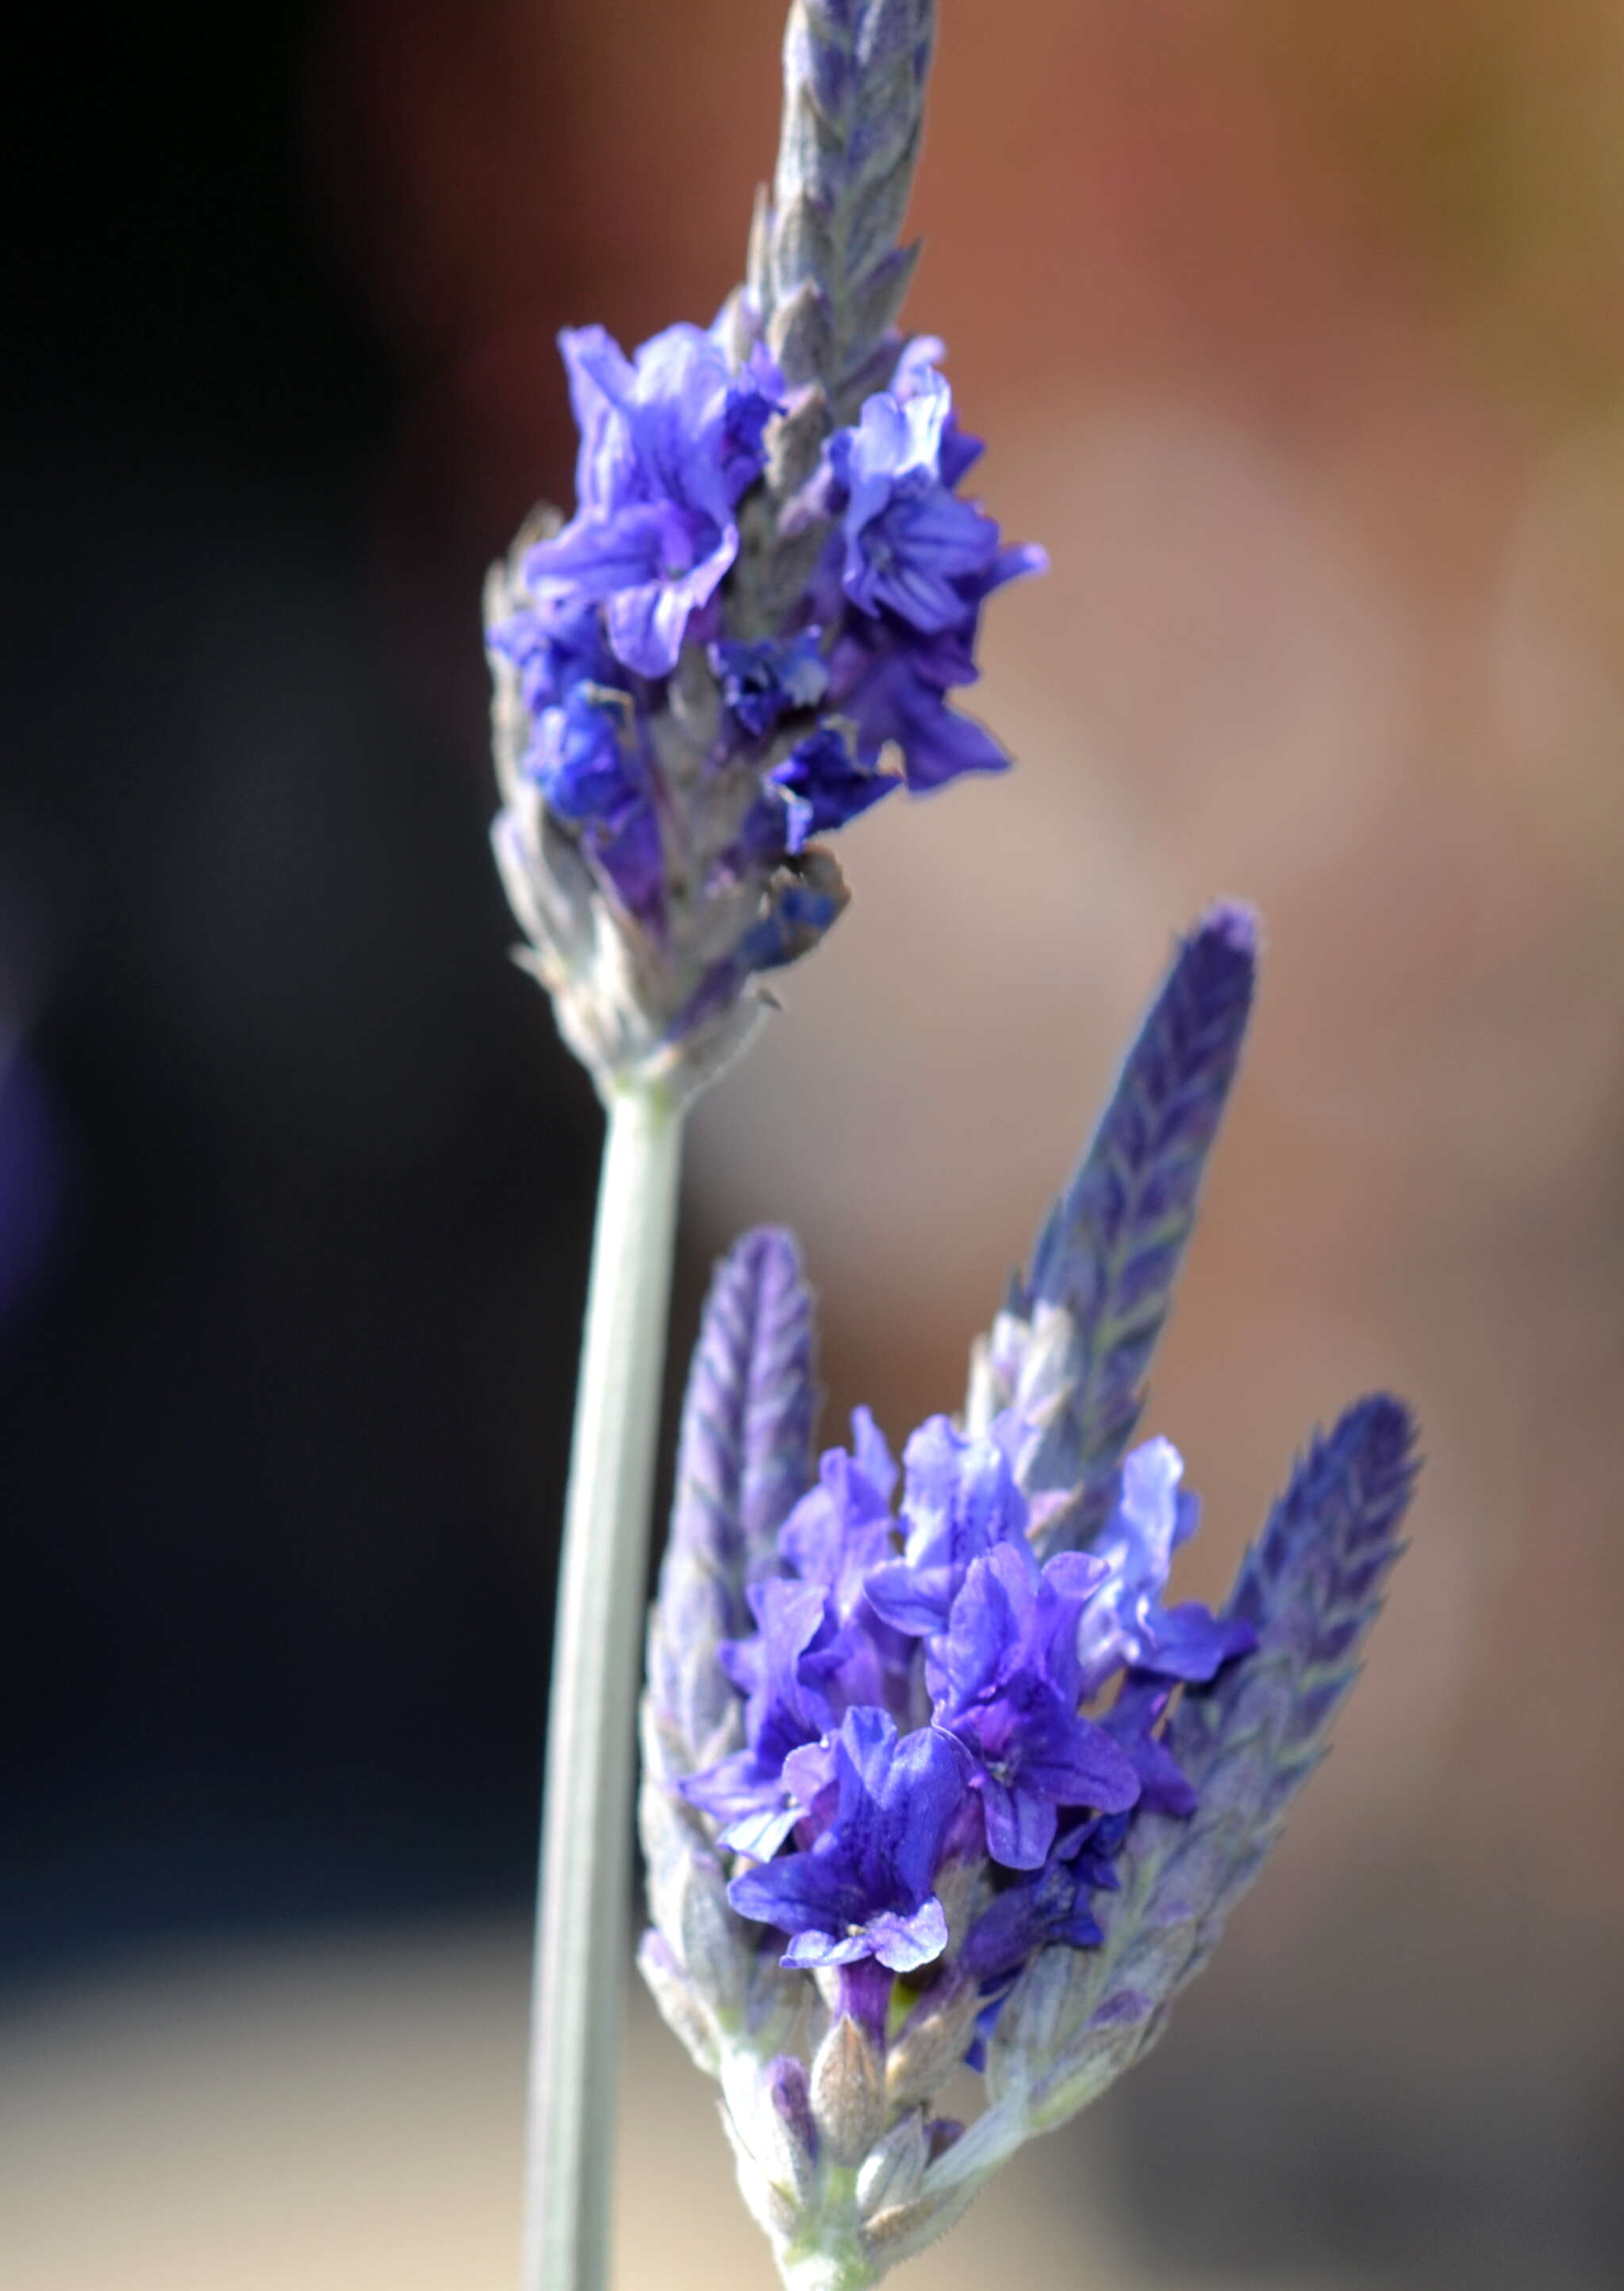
[523,1082,685,2291]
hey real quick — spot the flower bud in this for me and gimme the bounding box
[856,2106,927,2218]
[808,2013,885,2168]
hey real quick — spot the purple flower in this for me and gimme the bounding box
[717,340,786,499]
[486,592,616,714]
[1077,1440,1255,1695]
[525,686,641,830]
[637,912,1420,2254]
[681,1576,839,1858]
[766,728,896,851]
[891,335,985,488]
[712,630,829,739]
[486,303,1042,1078]
[779,1409,899,1601]
[806,344,1046,790]
[728,1706,966,1971]
[930,1543,1141,1869]
[774,1411,914,1719]
[864,1416,1031,1639]
[827,541,1046,790]
[962,1813,1126,1988]
[831,361,1000,632]
[525,324,785,678]
[1102,1677,1200,1818]
[685,1410,916,1856]
[486,13,1047,1095]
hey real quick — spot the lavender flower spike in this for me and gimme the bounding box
[488,0,1036,1103]
[639,915,1419,2291]
[639,1231,820,2071]
[743,0,935,415]
[969,902,1257,1557]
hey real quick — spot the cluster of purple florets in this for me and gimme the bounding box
[679,1401,1253,2034]
[488,317,1041,985]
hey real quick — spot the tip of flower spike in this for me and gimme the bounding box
[1193,898,1261,959]
[1177,905,1259,1032]
[1014,896,1261,1368]
[1232,1391,1420,1647]
[725,1224,807,1284]
[1311,1392,1421,1502]
[1323,1392,1422,1494]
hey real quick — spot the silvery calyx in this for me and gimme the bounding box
[485,0,1041,1103]
[639,909,1420,2290]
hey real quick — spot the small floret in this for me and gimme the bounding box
[728,1707,966,1972]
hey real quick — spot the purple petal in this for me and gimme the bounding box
[722,1802,806,1859]
[981,1775,1058,1871]
[862,1561,949,1639]
[1043,1551,1110,1602]
[559,324,639,508]
[878,1724,967,1902]
[728,1847,860,1939]
[1140,1600,1256,1684]
[849,1405,899,1505]
[867,1896,950,1973]
[527,503,670,597]
[781,1927,874,1969]
[845,486,1000,631]
[939,1544,1025,1709]
[1019,1710,1142,1817]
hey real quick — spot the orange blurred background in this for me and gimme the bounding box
[6,2,1623,2284]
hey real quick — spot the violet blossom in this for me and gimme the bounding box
[485,29,1041,1098]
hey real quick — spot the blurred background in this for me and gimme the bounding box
[6,1,1624,2284]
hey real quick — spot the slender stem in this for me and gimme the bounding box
[523,1082,685,2291]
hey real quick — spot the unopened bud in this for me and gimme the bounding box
[856,2106,927,2219]
[885,1980,981,2109]
[809,2013,885,2168]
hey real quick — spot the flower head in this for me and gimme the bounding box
[639,908,1420,2291]
[486,102,1040,1101]
[681,1410,1232,1935]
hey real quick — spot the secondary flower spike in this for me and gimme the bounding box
[638,909,1421,2291]
[486,0,1042,1103]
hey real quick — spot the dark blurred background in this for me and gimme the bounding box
[4,0,608,1984]
[5,4,1623,2286]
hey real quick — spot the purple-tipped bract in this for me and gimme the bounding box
[645,1229,820,1786]
[1005,902,1257,1551]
